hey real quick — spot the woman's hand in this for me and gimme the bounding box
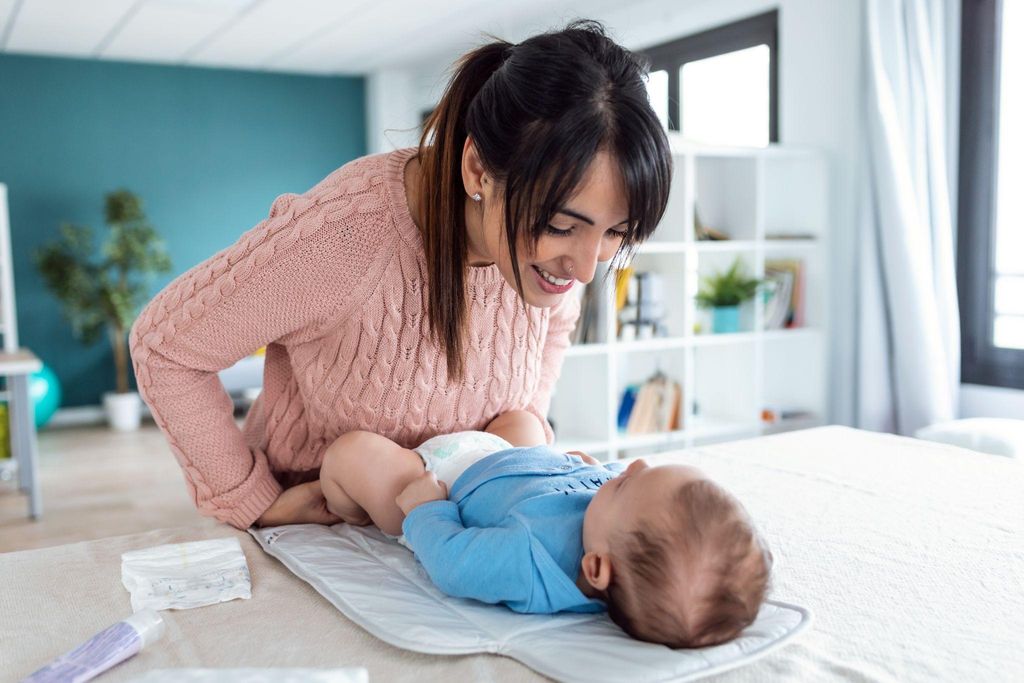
[255,480,342,527]
[396,472,448,515]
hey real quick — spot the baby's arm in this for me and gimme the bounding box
[398,481,535,608]
[320,431,425,535]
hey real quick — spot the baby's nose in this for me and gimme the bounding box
[627,458,648,473]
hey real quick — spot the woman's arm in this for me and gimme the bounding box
[130,192,377,529]
[484,409,548,447]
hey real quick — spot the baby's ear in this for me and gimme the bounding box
[581,551,613,591]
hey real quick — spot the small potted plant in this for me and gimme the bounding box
[695,258,762,334]
[35,189,171,430]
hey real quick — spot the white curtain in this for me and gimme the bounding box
[857,0,960,435]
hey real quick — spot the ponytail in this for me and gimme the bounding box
[416,40,512,382]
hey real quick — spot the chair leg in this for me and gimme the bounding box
[8,378,27,492]
[9,375,41,519]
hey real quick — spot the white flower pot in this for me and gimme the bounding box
[103,391,142,431]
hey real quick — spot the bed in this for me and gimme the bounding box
[1,426,1021,682]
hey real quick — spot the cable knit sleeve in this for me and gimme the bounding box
[129,190,379,529]
[524,289,583,445]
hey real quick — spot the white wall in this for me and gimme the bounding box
[369,0,867,428]
[961,384,1024,418]
[366,68,423,158]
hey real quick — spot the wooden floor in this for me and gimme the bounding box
[0,423,216,553]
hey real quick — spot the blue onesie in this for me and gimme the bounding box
[401,445,625,614]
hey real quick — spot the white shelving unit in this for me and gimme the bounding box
[549,137,829,461]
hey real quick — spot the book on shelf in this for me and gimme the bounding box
[571,280,604,345]
[620,371,683,434]
[695,205,730,241]
[765,233,817,240]
[617,385,638,430]
[764,258,806,329]
[614,267,670,341]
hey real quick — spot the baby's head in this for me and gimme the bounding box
[581,459,771,648]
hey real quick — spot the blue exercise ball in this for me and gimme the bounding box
[29,364,62,428]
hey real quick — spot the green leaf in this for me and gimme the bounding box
[34,189,173,386]
[695,258,763,308]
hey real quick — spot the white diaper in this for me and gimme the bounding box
[386,431,513,548]
[412,430,514,489]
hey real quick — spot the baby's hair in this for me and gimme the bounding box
[604,479,772,648]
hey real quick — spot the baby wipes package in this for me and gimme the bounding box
[121,537,252,612]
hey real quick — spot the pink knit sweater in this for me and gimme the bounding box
[130,147,581,529]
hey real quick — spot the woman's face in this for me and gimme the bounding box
[468,146,631,308]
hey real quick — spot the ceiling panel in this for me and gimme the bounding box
[0,0,20,48]
[339,0,612,72]
[187,0,373,71]
[270,0,478,74]
[4,0,137,57]
[0,0,626,74]
[100,1,248,62]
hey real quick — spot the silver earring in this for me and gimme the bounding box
[471,193,482,202]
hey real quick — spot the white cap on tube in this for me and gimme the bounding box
[124,609,166,649]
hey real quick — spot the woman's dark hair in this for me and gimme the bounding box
[416,19,672,380]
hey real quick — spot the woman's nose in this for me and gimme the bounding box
[567,236,604,284]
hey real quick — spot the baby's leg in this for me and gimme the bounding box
[485,409,547,447]
[320,431,425,535]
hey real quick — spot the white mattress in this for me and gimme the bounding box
[2,426,1020,682]
[250,425,1024,681]
[673,426,1024,681]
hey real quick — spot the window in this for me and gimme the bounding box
[638,11,778,146]
[958,0,1024,388]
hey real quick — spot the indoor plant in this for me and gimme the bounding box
[695,258,762,333]
[35,190,171,430]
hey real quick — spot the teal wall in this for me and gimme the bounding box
[0,54,365,408]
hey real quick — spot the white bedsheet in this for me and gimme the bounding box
[674,426,1023,681]
[2,426,1021,682]
[250,425,1024,681]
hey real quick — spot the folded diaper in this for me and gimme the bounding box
[250,523,811,683]
[121,537,252,612]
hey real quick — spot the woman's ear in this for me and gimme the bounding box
[581,551,613,591]
[461,136,488,200]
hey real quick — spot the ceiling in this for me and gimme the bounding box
[0,0,619,76]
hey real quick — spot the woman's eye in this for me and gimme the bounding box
[607,230,628,239]
[546,225,572,236]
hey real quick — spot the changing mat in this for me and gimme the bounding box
[249,523,810,683]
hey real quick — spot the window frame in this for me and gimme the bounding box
[637,10,779,141]
[957,0,1024,389]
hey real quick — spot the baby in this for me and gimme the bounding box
[319,410,771,648]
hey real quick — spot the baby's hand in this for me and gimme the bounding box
[396,472,449,515]
[567,450,600,466]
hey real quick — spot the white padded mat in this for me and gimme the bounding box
[250,523,811,683]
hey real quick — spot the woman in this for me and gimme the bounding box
[129,19,672,530]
